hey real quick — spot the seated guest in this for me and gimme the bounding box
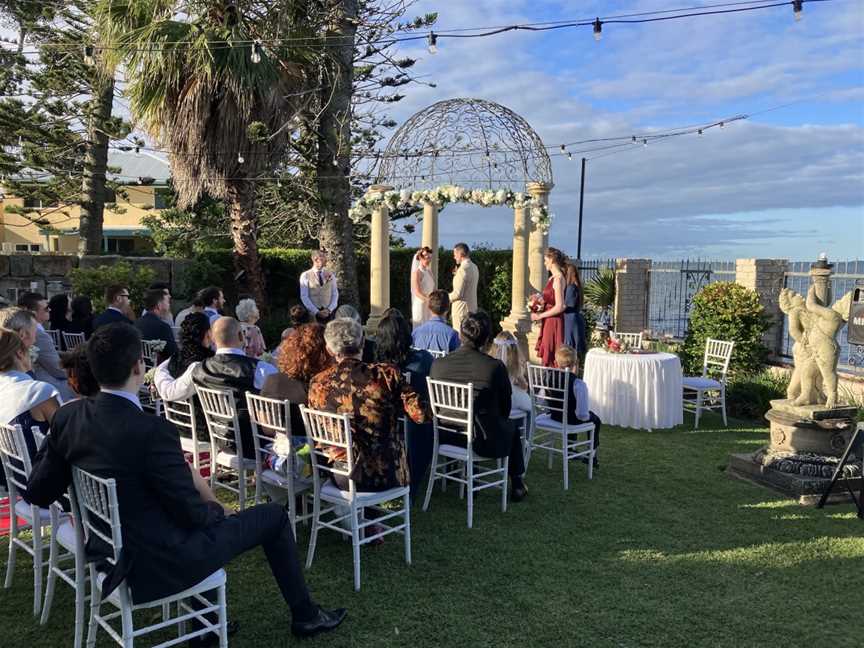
[308,318,427,492]
[0,307,38,351]
[174,294,204,328]
[262,324,331,436]
[93,284,133,329]
[135,288,179,361]
[147,282,175,325]
[429,311,528,501]
[191,317,277,459]
[24,323,347,641]
[276,305,312,351]
[0,328,60,489]
[333,305,375,362]
[48,294,73,338]
[552,345,601,468]
[411,290,460,354]
[154,313,215,402]
[61,345,100,398]
[375,311,434,495]
[199,286,225,325]
[18,292,74,401]
[489,331,532,413]
[236,298,266,358]
[67,296,94,339]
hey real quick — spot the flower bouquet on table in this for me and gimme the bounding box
[527,293,545,314]
[605,336,626,354]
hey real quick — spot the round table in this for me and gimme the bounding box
[583,349,683,431]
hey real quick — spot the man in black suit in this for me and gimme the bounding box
[134,288,178,361]
[93,284,133,330]
[429,311,528,501]
[25,323,346,643]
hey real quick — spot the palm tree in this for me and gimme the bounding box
[95,0,321,304]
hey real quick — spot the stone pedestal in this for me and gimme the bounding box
[501,204,532,360]
[727,400,860,504]
[735,258,788,356]
[613,259,651,333]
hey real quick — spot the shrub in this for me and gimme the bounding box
[682,282,771,376]
[70,261,155,313]
[725,370,790,421]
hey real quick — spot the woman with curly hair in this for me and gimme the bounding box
[262,323,332,435]
[532,247,567,367]
[154,312,214,401]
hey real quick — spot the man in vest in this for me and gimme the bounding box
[299,250,339,323]
[192,317,277,459]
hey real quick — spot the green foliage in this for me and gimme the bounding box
[585,268,616,310]
[683,281,771,376]
[725,370,790,421]
[175,257,225,300]
[70,261,155,312]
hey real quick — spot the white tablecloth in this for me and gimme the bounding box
[583,349,683,431]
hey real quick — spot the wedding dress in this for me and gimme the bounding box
[411,260,435,328]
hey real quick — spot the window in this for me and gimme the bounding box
[15,244,41,252]
[22,197,58,209]
[154,188,171,209]
[105,238,134,254]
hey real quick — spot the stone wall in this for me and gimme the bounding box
[735,258,789,356]
[613,258,651,333]
[0,253,191,304]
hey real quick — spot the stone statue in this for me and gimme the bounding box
[779,285,853,409]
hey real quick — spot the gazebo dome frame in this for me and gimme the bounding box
[375,98,553,191]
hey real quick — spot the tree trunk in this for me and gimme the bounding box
[226,181,267,309]
[315,0,359,308]
[78,72,114,255]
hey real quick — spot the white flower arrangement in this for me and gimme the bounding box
[349,184,552,233]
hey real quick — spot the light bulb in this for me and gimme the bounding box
[719,121,725,129]
[560,144,566,153]
[593,18,602,42]
[631,136,637,144]
[427,32,438,54]
[237,153,245,164]
[134,145,140,154]
[83,44,95,66]
[250,41,262,64]
[793,0,803,21]
[642,139,648,147]
[697,129,703,137]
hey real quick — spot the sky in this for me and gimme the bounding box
[384,0,864,261]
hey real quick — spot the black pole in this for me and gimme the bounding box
[577,157,586,260]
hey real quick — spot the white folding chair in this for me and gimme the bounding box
[41,487,88,648]
[141,340,162,371]
[195,386,258,511]
[63,332,86,351]
[683,338,734,428]
[47,328,62,350]
[527,364,596,490]
[611,331,643,349]
[422,379,509,529]
[164,398,211,474]
[412,347,447,359]
[301,406,411,592]
[71,467,228,648]
[246,394,312,537]
[0,423,52,616]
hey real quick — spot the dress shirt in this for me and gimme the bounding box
[214,348,277,389]
[571,376,590,422]
[203,307,221,325]
[411,316,460,353]
[154,359,198,402]
[299,268,339,314]
[100,388,143,411]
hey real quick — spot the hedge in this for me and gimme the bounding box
[189,247,514,346]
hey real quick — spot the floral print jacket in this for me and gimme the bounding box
[308,358,429,491]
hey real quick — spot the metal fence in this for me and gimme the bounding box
[781,259,864,371]
[577,258,615,284]
[647,260,736,338]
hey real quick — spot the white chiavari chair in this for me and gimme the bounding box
[683,338,735,427]
[63,332,86,351]
[164,398,210,474]
[611,331,643,350]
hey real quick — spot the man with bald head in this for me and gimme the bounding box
[192,317,278,459]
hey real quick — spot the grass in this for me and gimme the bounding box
[1,413,862,647]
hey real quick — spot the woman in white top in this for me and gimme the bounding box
[154,312,214,402]
[410,246,436,329]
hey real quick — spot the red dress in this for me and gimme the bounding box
[536,277,564,367]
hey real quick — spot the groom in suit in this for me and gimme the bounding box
[449,242,479,335]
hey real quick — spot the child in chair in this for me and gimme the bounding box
[553,345,601,468]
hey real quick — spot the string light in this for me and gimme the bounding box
[642,138,648,147]
[237,152,245,164]
[631,136,637,144]
[593,18,602,42]
[427,32,438,54]
[560,144,566,153]
[793,0,803,20]
[83,44,95,66]
[719,121,725,128]
[567,152,573,160]
[250,40,262,64]
[697,129,703,136]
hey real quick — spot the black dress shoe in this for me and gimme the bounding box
[511,483,528,502]
[291,607,348,638]
[187,620,240,647]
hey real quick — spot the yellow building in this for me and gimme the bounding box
[0,151,170,254]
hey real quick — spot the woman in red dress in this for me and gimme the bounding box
[532,247,567,367]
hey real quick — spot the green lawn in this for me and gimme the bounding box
[2,415,862,647]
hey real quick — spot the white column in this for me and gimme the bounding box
[421,202,439,288]
[501,205,531,339]
[527,181,553,295]
[366,185,392,331]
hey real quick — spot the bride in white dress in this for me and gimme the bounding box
[410,246,435,328]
